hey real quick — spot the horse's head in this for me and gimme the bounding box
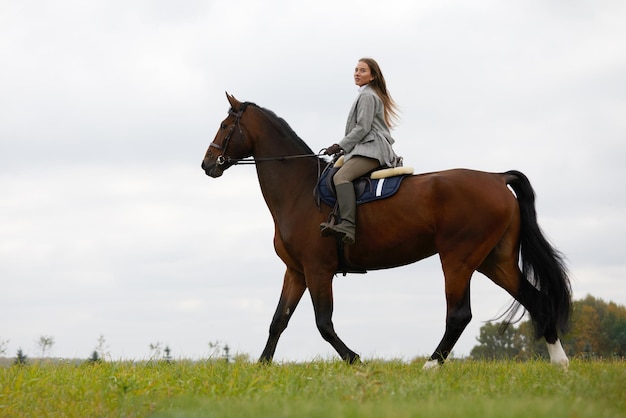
[202,93,254,178]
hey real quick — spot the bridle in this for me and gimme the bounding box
[207,107,246,166]
[207,103,324,166]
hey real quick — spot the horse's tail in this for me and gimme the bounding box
[504,170,572,339]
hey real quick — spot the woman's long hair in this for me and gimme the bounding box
[360,57,400,128]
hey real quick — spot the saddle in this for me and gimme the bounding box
[315,156,414,276]
[316,156,414,208]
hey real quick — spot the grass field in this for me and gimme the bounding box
[1,358,624,417]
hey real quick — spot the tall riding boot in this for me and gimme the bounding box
[320,183,357,245]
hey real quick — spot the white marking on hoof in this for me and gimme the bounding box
[422,359,440,370]
[547,339,569,369]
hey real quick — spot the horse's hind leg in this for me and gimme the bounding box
[424,263,473,369]
[479,251,569,367]
[259,267,306,363]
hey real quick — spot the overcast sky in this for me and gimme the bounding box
[1,0,625,362]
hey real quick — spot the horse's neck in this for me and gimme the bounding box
[253,135,319,218]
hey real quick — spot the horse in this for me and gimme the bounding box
[201,93,572,369]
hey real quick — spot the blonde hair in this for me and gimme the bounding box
[359,57,400,128]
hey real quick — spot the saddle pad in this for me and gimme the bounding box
[317,168,408,207]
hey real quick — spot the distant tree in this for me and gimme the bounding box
[470,321,523,360]
[37,335,55,358]
[563,295,626,358]
[87,350,101,364]
[208,340,222,358]
[149,342,162,361]
[0,338,8,356]
[607,305,626,356]
[163,346,172,363]
[208,340,231,361]
[13,348,28,366]
[95,334,109,361]
[470,295,626,360]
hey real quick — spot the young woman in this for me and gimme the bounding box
[321,57,400,245]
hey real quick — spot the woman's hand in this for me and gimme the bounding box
[324,144,343,155]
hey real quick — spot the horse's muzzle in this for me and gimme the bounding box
[201,159,223,178]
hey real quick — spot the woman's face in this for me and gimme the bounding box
[354,61,374,87]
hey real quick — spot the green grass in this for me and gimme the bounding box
[1,359,624,417]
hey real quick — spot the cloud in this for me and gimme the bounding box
[1,0,625,361]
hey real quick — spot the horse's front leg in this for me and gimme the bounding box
[259,267,306,363]
[307,271,360,364]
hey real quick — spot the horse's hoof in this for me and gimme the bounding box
[347,354,361,365]
[422,359,440,371]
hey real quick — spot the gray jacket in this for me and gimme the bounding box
[338,85,397,167]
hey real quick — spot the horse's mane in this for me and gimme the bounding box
[242,102,315,154]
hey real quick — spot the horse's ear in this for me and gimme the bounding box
[225,92,241,111]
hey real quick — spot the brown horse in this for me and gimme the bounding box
[202,93,572,368]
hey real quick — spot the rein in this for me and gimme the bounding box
[209,104,324,166]
[218,152,325,166]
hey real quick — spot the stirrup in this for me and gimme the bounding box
[320,222,335,237]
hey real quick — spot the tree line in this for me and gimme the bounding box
[470,295,626,360]
[1,335,233,366]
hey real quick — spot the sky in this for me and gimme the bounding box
[1,0,625,362]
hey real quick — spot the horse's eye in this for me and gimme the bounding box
[221,123,227,129]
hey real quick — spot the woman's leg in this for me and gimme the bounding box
[333,156,380,185]
[320,156,379,244]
